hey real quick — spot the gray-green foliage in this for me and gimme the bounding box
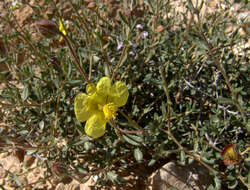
[0,0,249,189]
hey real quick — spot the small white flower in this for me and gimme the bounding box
[93,175,98,182]
[117,40,123,51]
[142,31,148,39]
[136,24,143,29]
[129,51,135,56]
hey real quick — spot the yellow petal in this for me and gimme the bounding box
[86,83,96,95]
[74,93,92,122]
[111,81,129,107]
[85,112,106,138]
[96,77,111,97]
[89,91,106,107]
[59,19,67,35]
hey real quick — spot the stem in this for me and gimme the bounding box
[52,80,66,136]
[102,52,111,78]
[111,46,127,82]
[68,0,92,47]
[89,54,93,80]
[61,33,90,84]
[109,119,122,141]
[119,110,144,132]
[118,128,143,134]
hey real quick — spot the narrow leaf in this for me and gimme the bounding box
[134,148,143,162]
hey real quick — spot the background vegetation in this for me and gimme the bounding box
[0,0,249,189]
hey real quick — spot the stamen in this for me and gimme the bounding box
[103,103,117,120]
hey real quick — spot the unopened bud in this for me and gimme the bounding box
[35,20,59,38]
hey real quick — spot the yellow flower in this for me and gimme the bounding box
[74,77,129,138]
[58,19,67,42]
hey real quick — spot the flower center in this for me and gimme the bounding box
[103,103,117,120]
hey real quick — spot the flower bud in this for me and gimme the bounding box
[35,20,59,38]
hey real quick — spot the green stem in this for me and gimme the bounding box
[111,46,127,82]
[119,110,144,132]
[61,33,90,84]
[68,0,92,47]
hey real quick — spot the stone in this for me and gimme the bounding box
[149,161,213,190]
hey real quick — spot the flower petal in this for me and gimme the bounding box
[96,77,111,97]
[85,112,106,138]
[111,81,129,107]
[59,19,67,35]
[86,83,96,95]
[74,93,92,122]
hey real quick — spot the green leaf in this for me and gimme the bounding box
[122,134,140,146]
[214,176,221,190]
[39,120,45,130]
[246,121,250,132]
[123,133,143,144]
[120,52,128,67]
[76,166,88,175]
[104,63,109,77]
[84,142,93,150]
[217,97,233,104]
[21,85,29,101]
[201,157,215,164]
[194,139,199,152]
[70,139,88,146]
[207,185,215,190]
[119,11,130,27]
[107,171,118,183]
[0,57,7,62]
[233,87,243,93]
[180,150,186,164]
[26,149,37,155]
[134,148,143,162]
[228,180,238,189]
[19,130,29,135]
[148,158,156,166]
[67,80,82,85]
[161,101,167,119]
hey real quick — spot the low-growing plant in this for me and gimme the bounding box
[0,0,249,189]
